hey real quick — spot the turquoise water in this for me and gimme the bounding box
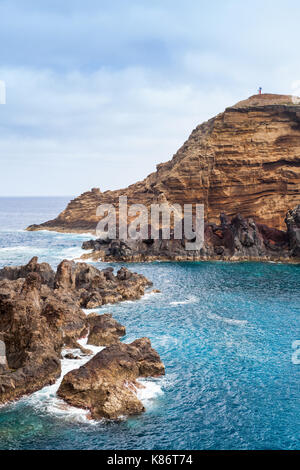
[0,197,299,450]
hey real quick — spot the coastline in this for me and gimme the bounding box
[27,205,300,266]
[1,197,299,449]
[25,227,300,265]
[80,250,300,265]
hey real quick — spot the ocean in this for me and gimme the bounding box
[0,197,299,450]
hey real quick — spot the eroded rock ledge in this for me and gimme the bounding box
[58,338,165,420]
[81,206,300,263]
[0,258,163,418]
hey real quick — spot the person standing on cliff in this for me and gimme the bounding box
[258,87,262,95]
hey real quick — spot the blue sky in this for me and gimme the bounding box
[0,0,300,196]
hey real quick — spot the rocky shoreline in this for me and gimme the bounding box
[0,258,164,419]
[80,206,300,264]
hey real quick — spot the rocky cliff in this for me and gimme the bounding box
[0,257,161,415]
[81,205,300,263]
[27,94,300,233]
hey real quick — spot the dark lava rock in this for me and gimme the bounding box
[57,338,165,420]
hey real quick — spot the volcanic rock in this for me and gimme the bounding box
[0,258,153,405]
[82,207,298,262]
[86,313,126,346]
[57,338,165,419]
[0,273,62,403]
[285,205,300,257]
[0,256,55,287]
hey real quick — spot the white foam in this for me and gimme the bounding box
[136,379,164,408]
[0,229,25,233]
[38,230,96,238]
[82,308,101,316]
[170,295,198,306]
[57,246,87,261]
[0,246,43,253]
[207,312,248,326]
[24,335,103,423]
[144,290,162,299]
[23,333,164,423]
[55,233,97,239]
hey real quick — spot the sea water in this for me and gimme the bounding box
[0,197,299,450]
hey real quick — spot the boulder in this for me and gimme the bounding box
[57,338,165,419]
[86,313,126,346]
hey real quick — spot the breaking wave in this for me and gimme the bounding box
[207,312,248,326]
[22,334,164,423]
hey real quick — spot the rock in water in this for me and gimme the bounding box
[27,94,300,234]
[81,208,300,262]
[57,338,165,419]
[0,258,152,405]
[0,273,62,403]
[86,313,126,346]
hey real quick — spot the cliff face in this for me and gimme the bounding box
[28,94,300,233]
[81,206,300,263]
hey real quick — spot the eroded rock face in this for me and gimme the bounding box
[0,256,55,287]
[86,313,126,346]
[54,260,151,308]
[0,335,8,372]
[0,273,62,403]
[285,205,300,257]
[0,258,153,405]
[81,208,298,262]
[57,338,165,419]
[27,94,300,234]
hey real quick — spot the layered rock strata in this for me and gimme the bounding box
[27,94,300,234]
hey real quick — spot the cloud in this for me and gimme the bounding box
[0,65,241,195]
[0,0,300,195]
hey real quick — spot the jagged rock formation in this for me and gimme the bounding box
[0,256,55,287]
[0,258,155,406]
[57,338,165,420]
[0,273,63,403]
[81,206,300,262]
[27,94,300,234]
[86,313,126,347]
[285,205,300,257]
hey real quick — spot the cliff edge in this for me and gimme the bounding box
[27,94,300,233]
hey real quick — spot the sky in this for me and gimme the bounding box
[0,0,300,196]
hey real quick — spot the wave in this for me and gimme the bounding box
[24,336,104,423]
[82,308,101,315]
[207,312,248,326]
[57,246,86,261]
[136,379,164,408]
[55,233,97,239]
[0,246,43,253]
[22,333,164,423]
[0,229,26,233]
[38,230,96,238]
[170,295,198,306]
[143,290,162,300]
